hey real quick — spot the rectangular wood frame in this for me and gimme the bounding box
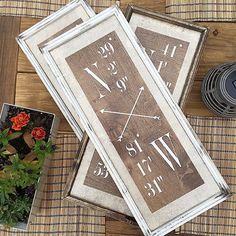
[17,0,133,224]
[64,133,135,224]
[126,5,208,108]
[16,0,95,140]
[64,5,207,222]
[41,6,230,236]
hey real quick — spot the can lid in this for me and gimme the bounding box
[219,65,236,106]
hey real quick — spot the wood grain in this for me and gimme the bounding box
[18,18,40,73]
[11,3,236,235]
[120,0,166,13]
[135,26,189,94]
[106,217,143,235]
[18,48,36,73]
[0,16,21,108]
[15,73,72,131]
[193,22,236,82]
[184,80,216,116]
[106,218,195,236]
[20,17,40,33]
[84,149,122,198]
[66,30,204,213]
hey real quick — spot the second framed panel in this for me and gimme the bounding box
[126,5,208,107]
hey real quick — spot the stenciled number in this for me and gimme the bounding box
[137,156,152,176]
[145,176,163,197]
[84,63,128,94]
[116,76,128,93]
[107,61,118,75]
[166,81,172,89]
[93,162,109,178]
[98,40,114,58]
[126,135,143,157]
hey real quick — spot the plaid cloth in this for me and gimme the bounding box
[1,117,234,236]
[0,133,105,236]
[0,0,118,17]
[165,0,236,21]
[177,116,236,236]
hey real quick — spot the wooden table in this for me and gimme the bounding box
[1,0,235,235]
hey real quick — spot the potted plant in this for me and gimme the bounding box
[0,104,59,230]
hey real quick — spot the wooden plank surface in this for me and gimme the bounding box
[0,0,235,234]
[106,218,143,235]
[0,16,20,107]
[106,217,196,236]
[18,18,39,73]
[191,22,236,82]
[16,22,236,120]
[120,0,166,13]
[183,22,236,116]
[15,73,72,131]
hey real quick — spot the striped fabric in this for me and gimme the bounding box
[177,116,236,236]
[0,0,118,17]
[165,0,236,21]
[0,120,234,235]
[0,133,105,236]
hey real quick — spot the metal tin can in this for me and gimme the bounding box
[201,63,236,117]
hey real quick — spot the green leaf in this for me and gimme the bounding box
[0,195,32,227]
[0,178,16,205]
[8,132,22,141]
[33,140,55,164]
[1,129,9,138]
[1,138,8,146]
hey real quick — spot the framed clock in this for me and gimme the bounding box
[42,6,230,236]
[17,0,95,140]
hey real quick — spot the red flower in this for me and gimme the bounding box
[31,127,46,140]
[10,112,30,131]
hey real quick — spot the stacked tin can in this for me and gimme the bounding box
[202,63,236,117]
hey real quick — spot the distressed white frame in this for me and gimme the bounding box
[16,0,95,140]
[41,6,230,236]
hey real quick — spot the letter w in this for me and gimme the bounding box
[150,132,181,171]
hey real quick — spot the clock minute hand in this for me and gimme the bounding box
[118,86,144,141]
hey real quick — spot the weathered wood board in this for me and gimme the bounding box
[17,0,96,138]
[0,16,20,108]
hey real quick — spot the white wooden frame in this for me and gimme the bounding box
[16,0,95,140]
[41,6,230,236]
[126,5,208,108]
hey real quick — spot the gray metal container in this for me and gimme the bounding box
[201,63,236,117]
